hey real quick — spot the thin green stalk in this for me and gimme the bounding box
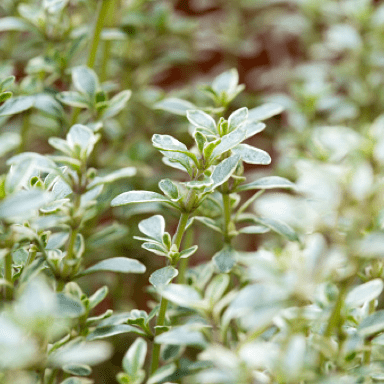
[363,299,376,364]
[222,192,232,244]
[4,252,13,300]
[71,0,111,126]
[150,297,168,374]
[234,190,265,221]
[177,228,194,284]
[87,0,111,69]
[150,210,192,374]
[18,111,30,153]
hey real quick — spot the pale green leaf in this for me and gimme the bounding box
[77,257,146,277]
[212,69,239,94]
[248,103,284,121]
[86,324,145,341]
[63,364,92,377]
[212,246,237,273]
[228,107,248,132]
[236,176,295,192]
[187,110,217,134]
[159,179,180,201]
[0,17,33,32]
[210,155,240,190]
[57,91,90,108]
[72,66,99,99]
[155,325,207,348]
[232,144,271,165]
[138,215,165,242]
[111,191,171,206]
[346,279,384,307]
[102,90,132,119]
[88,286,109,309]
[122,337,147,377]
[154,97,196,116]
[161,284,205,309]
[179,245,198,259]
[254,217,299,242]
[358,310,384,337]
[147,364,177,384]
[0,96,34,116]
[0,132,20,157]
[210,129,246,159]
[87,167,136,189]
[149,266,178,290]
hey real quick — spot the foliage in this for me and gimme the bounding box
[2,0,384,384]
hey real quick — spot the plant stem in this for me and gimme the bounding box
[177,228,194,284]
[150,211,191,374]
[70,0,111,126]
[100,0,116,82]
[363,299,376,364]
[87,0,111,70]
[4,252,13,300]
[222,192,232,244]
[150,296,168,374]
[19,111,30,153]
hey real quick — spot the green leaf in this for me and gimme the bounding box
[238,225,270,234]
[0,76,15,90]
[88,286,109,309]
[159,179,180,201]
[242,120,266,139]
[248,103,284,121]
[0,190,53,219]
[183,176,213,191]
[141,242,168,256]
[0,17,33,32]
[236,176,295,192]
[0,132,20,157]
[154,97,196,116]
[147,364,177,384]
[50,341,112,366]
[206,274,230,305]
[346,279,384,307]
[0,95,34,116]
[358,310,384,337]
[34,94,64,117]
[232,144,271,165]
[111,191,171,206]
[212,246,237,273]
[254,217,299,242]
[63,364,92,377]
[86,324,145,341]
[210,155,240,190]
[138,215,165,242]
[187,110,217,135]
[78,257,146,277]
[228,107,248,132]
[102,90,132,119]
[179,245,198,259]
[56,294,86,318]
[152,135,197,164]
[87,167,136,189]
[57,91,90,108]
[122,337,147,378]
[210,129,246,160]
[162,152,193,176]
[212,69,239,94]
[72,66,99,99]
[161,284,205,309]
[67,124,97,159]
[355,232,384,258]
[0,92,12,102]
[60,378,93,384]
[193,216,223,233]
[155,325,207,348]
[149,266,178,290]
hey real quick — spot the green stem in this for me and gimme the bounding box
[100,0,116,82]
[172,212,190,249]
[235,190,265,220]
[87,0,111,69]
[222,192,232,244]
[150,210,191,374]
[4,252,13,300]
[19,111,30,153]
[363,299,376,364]
[150,297,168,374]
[177,229,194,284]
[70,0,111,127]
